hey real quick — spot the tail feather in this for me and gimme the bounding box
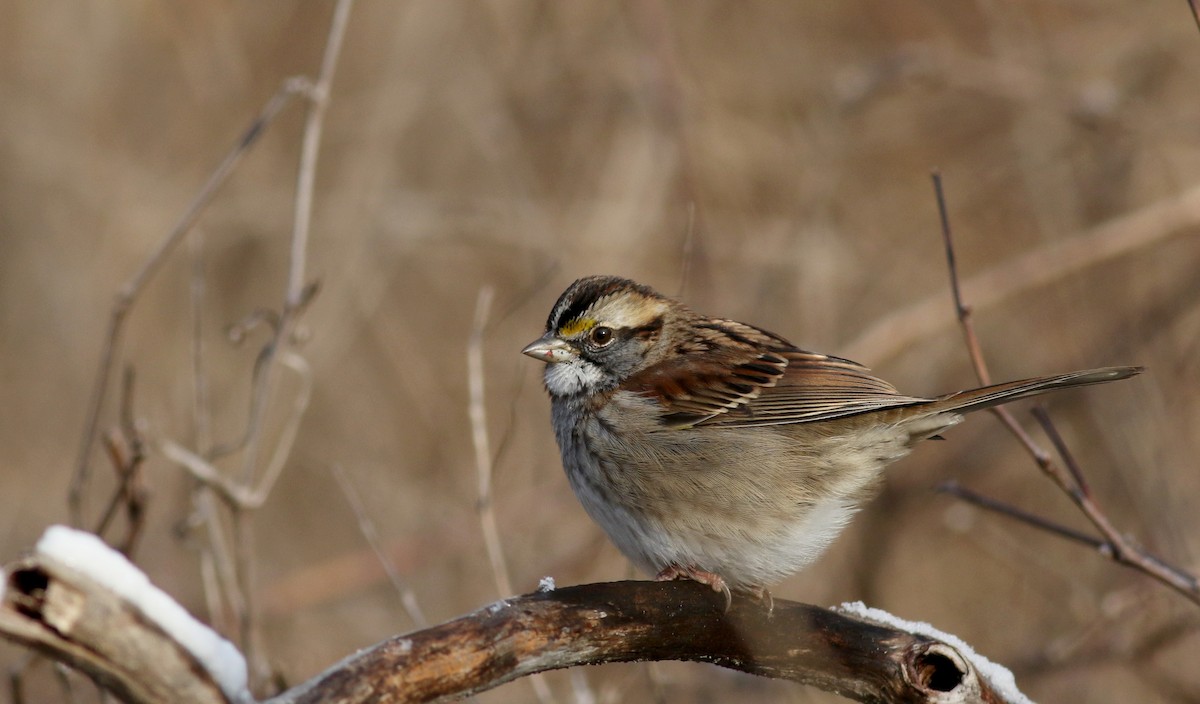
[922,366,1142,417]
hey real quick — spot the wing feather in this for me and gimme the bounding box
[623,318,927,428]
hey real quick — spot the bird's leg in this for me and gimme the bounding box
[654,564,732,611]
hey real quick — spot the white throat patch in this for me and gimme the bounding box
[544,358,608,396]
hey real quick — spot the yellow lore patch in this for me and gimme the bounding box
[558,317,596,337]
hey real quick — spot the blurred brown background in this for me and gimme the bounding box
[3,2,1199,702]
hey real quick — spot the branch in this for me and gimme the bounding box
[1,555,243,704]
[268,581,1023,704]
[1,529,1030,704]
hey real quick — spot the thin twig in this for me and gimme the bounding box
[936,481,1106,551]
[467,286,556,704]
[94,367,147,549]
[69,78,310,527]
[163,440,255,507]
[248,351,315,502]
[286,1,351,307]
[162,352,313,510]
[189,228,213,455]
[231,507,261,688]
[194,489,244,641]
[237,0,351,485]
[117,368,148,555]
[932,172,1200,606]
[94,432,142,551]
[185,225,238,639]
[330,465,430,628]
[468,286,511,595]
[932,171,990,385]
[1188,0,1200,35]
[228,3,355,686]
[1029,406,1092,497]
[844,180,1200,366]
[677,201,697,298]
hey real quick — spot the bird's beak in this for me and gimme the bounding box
[522,335,576,363]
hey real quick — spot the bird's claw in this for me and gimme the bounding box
[655,564,733,612]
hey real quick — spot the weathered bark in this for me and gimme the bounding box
[270,580,1014,704]
[1,553,1023,704]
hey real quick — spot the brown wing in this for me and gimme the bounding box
[624,318,928,429]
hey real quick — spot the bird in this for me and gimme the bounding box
[522,274,1141,603]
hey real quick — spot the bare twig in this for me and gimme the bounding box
[70,78,310,527]
[844,180,1200,366]
[95,431,145,554]
[1029,407,1092,497]
[164,441,255,508]
[467,286,556,704]
[330,465,429,628]
[1188,0,1200,35]
[468,287,511,594]
[936,481,1105,551]
[932,171,989,384]
[236,0,353,487]
[184,225,241,639]
[189,228,213,456]
[677,201,697,298]
[223,3,355,686]
[1028,411,1200,600]
[94,367,148,554]
[931,172,1200,606]
[162,351,312,508]
[286,1,351,307]
[66,1,356,697]
[192,490,244,641]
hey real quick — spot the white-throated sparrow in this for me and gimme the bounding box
[523,275,1140,599]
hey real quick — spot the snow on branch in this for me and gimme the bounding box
[269,580,1028,704]
[1,526,250,704]
[0,527,1032,704]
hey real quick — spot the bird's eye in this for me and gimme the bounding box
[589,326,614,347]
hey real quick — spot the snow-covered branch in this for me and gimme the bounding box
[0,527,1032,704]
[0,526,249,704]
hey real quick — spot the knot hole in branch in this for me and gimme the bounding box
[912,644,965,693]
[8,566,50,619]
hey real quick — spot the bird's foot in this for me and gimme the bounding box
[654,564,732,611]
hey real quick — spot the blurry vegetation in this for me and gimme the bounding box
[2,2,1199,702]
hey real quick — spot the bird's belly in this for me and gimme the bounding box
[554,400,920,589]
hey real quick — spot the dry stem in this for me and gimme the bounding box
[330,465,429,629]
[467,286,557,704]
[931,171,1200,607]
[69,79,310,527]
[844,180,1200,366]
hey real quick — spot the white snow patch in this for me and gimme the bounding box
[835,601,1033,704]
[36,526,250,703]
[537,576,556,593]
[486,599,509,614]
